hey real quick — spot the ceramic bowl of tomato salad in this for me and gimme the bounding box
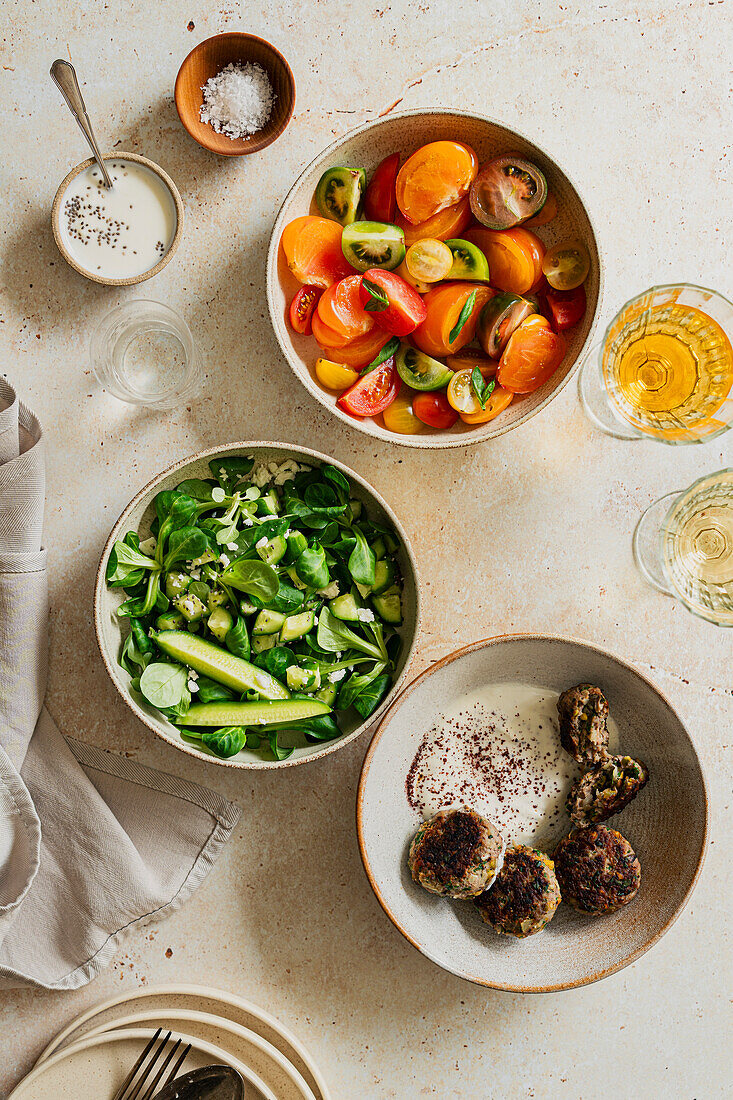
[267,109,602,448]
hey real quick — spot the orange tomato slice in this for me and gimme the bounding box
[459,384,514,424]
[524,191,558,227]
[283,216,354,288]
[511,227,545,288]
[312,311,351,349]
[318,326,392,368]
[396,142,478,224]
[395,196,472,247]
[413,282,495,358]
[317,275,375,339]
[315,357,359,392]
[464,227,536,295]
[497,321,566,393]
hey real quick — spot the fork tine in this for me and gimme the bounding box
[140,1041,191,1100]
[138,1036,182,1100]
[112,1028,164,1100]
[124,1030,172,1100]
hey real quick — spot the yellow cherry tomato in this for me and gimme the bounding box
[382,392,428,434]
[394,260,431,295]
[446,366,495,414]
[315,357,359,392]
[542,239,590,291]
[405,238,454,283]
[459,384,514,424]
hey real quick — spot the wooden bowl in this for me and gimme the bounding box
[94,441,421,770]
[267,109,603,448]
[357,634,708,991]
[175,33,295,156]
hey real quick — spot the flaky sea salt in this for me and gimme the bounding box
[199,62,275,139]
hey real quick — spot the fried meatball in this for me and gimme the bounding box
[557,683,610,764]
[408,807,505,899]
[566,754,649,826]
[474,845,561,937]
[554,825,641,915]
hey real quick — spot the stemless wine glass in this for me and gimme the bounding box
[633,469,733,626]
[90,299,201,409]
[579,283,733,443]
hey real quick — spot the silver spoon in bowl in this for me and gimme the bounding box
[151,1064,245,1100]
[50,59,113,188]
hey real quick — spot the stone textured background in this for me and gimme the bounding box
[1,1,731,1096]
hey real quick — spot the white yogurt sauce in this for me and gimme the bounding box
[406,682,620,850]
[58,159,177,279]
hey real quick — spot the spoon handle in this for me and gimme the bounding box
[50,59,113,188]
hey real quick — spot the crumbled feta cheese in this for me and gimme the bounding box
[317,581,340,599]
[188,669,199,680]
[219,553,231,567]
[251,464,270,488]
[138,535,157,557]
[226,542,238,551]
[188,680,199,693]
[356,608,375,622]
[188,570,201,581]
[242,514,254,526]
[328,669,347,683]
[219,468,228,478]
[255,537,268,550]
[211,486,226,503]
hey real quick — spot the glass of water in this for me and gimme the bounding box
[90,299,200,409]
[633,468,733,626]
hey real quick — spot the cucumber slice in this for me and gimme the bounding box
[207,588,228,612]
[355,581,372,599]
[316,681,338,706]
[188,580,211,602]
[372,588,402,624]
[174,593,207,622]
[329,593,359,621]
[371,536,386,560]
[396,344,454,391]
[165,570,190,599]
[256,535,287,565]
[156,611,184,631]
[253,609,286,635]
[256,489,280,517]
[445,238,491,282]
[280,610,315,641]
[349,499,362,521]
[287,665,321,692]
[183,698,331,727]
[208,606,234,643]
[372,559,396,595]
[342,221,405,272]
[251,633,278,654]
[154,630,289,699]
[285,565,308,591]
[240,598,258,615]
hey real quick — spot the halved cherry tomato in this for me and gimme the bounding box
[358,269,427,337]
[412,391,459,429]
[288,285,322,335]
[364,153,400,223]
[460,384,514,424]
[382,392,428,434]
[282,216,354,288]
[312,311,351,349]
[463,227,537,295]
[318,326,392,368]
[498,319,566,393]
[544,284,587,331]
[396,141,478,224]
[315,357,359,391]
[396,196,472,247]
[446,347,498,375]
[413,282,495,357]
[337,358,401,416]
[394,259,432,294]
[446,366,496,414]
[317,275,375,339]
[524,191,558,227]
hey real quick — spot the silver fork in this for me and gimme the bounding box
[112,1027,192,1100]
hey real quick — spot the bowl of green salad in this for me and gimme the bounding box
[94,442,420,768]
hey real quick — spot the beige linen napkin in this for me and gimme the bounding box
[0,380,240,989]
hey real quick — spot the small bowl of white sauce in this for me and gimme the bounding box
[51,152,183,285]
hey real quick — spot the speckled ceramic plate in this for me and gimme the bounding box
[35,985,330,1100]
[11,1028,275,1100]
[93,442,420,769]
[267,108,602,448]
[357,634,708,992]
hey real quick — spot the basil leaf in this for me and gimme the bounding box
[296,544,330,589]
[448,290,477,344]
[176,478,216,501]
[353,672,391,718]
[361,277,389,312]
[196,676,235,704]
[139,662,189,709]
[360,335,399,376]
[316,608,386,662]
[107,539,161,580]
[320,465,350,498]
[348,528,376,586]
[225,616,250,661]
[208,456,254,490]
[163,527,209,570]
[470,366,495,410]
[268,731,295,760]
[201,726,248,758]
[252,580,304,615]
[220,559,279,601]
[337,662,387,711]
[304,482,342,512]
[255,645,296,680]
[303,714,342,742]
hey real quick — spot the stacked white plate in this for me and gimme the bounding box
[11,984,330,1100]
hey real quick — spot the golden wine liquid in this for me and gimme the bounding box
[663,470,733,626]
[603,302,733,440]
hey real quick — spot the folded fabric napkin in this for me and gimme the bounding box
[0,380,240,990]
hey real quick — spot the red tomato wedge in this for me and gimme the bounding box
[413,391,459,429]
[395,196,472,247]
[364,153,400,223]
[288,285,322,335]
[318,325,392,368]
[337,358,401,416]
[543,284,587,331]
[497,320,566,393]
[282,216,353,288]
[358,269,427,337]
[317,275,375,340]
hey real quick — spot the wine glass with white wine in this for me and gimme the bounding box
[579,284,733,443]
[634,469,733,626]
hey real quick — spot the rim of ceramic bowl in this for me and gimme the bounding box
[174,32,296,156]
[51,151,184,286]
[93,441,421,769]
[356,632,709,992]
[266,107,604,449]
